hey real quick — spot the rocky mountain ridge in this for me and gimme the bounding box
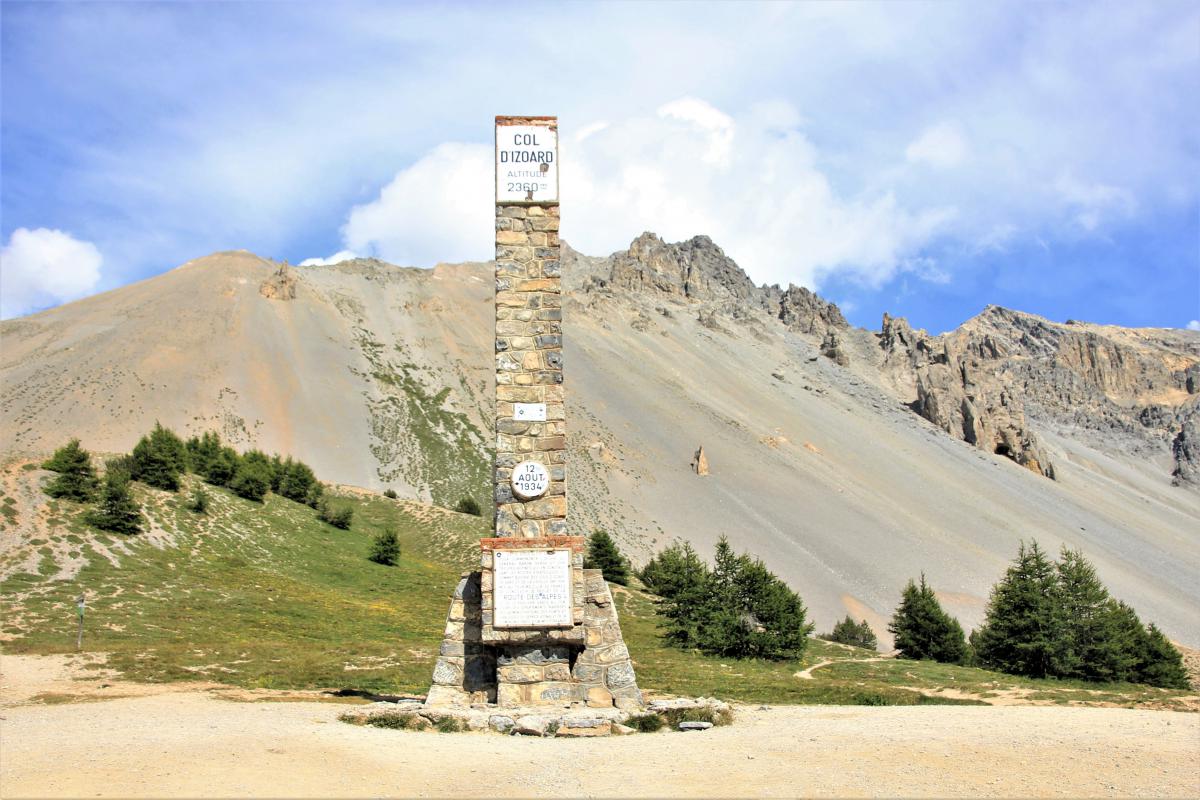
[2,236,1198,646]
[584,232,1198,486]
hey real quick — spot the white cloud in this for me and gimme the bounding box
[298,250,357,267]
[0,228,103,319]
[341,143,493,267]
[1187,320,1200,331]
[657,97,735,166]
[10,2,1193,310]
[335,98,957,290]
[1054,174,1136,232]
[564,99,955,289]
[905,121,969,169]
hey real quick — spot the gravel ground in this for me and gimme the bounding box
[3,656,1197,799]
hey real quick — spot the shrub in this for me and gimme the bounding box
[42,440,99,501]
[657,705,734,728]
[105,454,135,477]
[318,498,353,530]
[131,423,188,491]
[434,716,463,733]
[888,574,968,664]
[229,458,272,502]
[86,469,143,535]
[454,496,482,516]
[383,488,398,500]
[187,488,210,514]
[824,616,878,650]
[369,527,401,566]
[342,711,427,730]
[626,713,664,733]
[304,481,324,509]
[584,529,629,585]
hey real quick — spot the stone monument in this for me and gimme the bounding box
[425,116,642,710]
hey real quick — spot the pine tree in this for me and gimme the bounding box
[657,544,713,649]
[186,432,223,477]
[1106,600,1148,683]
[973,541,1063,678]
[888,574,967,663]
[640,541,704,599]
[584,529,629,585]
[1135,623,1189,689]
[1055,548,1129,681]
[737,556,813,659]
[277,459,318,504]
[87,469,143,535]
[826,616,879,650]
[42,440,99,501]
[269,455,286,493]
[131,423,187,491]
[205,447,240,486]
[368,527,401,566]
[229,457,272,502]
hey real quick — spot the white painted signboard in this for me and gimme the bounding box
[514,402,547,422]
[496,124,558,203]
[493,549,573,627]
[511,460,550,500]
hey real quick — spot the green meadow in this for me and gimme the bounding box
[1,465,1193,711]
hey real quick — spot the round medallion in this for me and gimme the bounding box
[511,460,550,500]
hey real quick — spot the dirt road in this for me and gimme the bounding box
[2,657,1197,798]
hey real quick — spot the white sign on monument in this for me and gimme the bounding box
[511,460,549,500]
[513,402,547,422]
[496,123,558,203]
[493,549,573,628]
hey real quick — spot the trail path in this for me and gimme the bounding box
[3,655,1197,799]
[794,654,890,679]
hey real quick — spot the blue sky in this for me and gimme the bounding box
[2,1,1198,333]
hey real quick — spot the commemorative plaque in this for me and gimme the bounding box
[511,460,550,500]
[493,548,573,628]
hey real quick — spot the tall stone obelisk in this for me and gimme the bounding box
[492,115,566,537]
[425,117,641,710]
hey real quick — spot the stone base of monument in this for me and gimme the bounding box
[426,556,643,710]
[342,696,733,737]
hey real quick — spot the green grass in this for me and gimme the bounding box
[615,587,1196,710]
[1,472,487,694]
[2,465,1194,710]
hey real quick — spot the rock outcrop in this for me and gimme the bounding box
[880,312,1055,478]
[603,233,849,340]
[767,284,849,338]
[608,232,761,304]
[259,262,297,300]
[692,446,709,476]
[881,306,1200,484]
[1172,413,1200,487]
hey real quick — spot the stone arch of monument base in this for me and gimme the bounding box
[426,550,642,709]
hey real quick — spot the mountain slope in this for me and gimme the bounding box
[2,241,1198,646]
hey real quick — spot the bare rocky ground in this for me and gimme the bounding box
[2,655,1196,799]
